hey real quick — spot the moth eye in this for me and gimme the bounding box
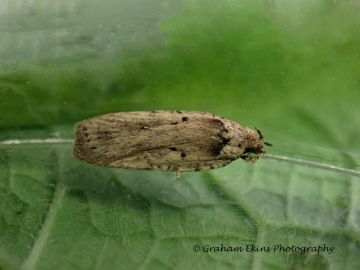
[238,143,242,147]
[181,152,187,158]
[182,117,188,122]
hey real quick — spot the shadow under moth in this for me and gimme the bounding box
[73,110,271,178]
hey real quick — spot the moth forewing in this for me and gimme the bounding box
[73,110,269,177]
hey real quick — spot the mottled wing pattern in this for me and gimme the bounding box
[73,110,245,172]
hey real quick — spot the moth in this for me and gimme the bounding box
[73,110,271,178]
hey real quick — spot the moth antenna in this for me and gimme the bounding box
[255,127,271,146]
[255,127,264,140]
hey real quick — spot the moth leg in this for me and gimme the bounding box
[176,171,182,179]
[241,153,259,164]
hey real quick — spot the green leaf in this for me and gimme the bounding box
[1,0,360,269]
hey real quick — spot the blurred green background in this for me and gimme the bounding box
[1,0,359,269]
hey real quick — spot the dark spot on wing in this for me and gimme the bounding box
[211,142,223,156]
[211,119,224,127]
[212,136,230,156]
[222,138,230,145]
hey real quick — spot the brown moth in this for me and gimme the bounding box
[73,110,270,178]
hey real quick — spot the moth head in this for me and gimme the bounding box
[240,127,271,163]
